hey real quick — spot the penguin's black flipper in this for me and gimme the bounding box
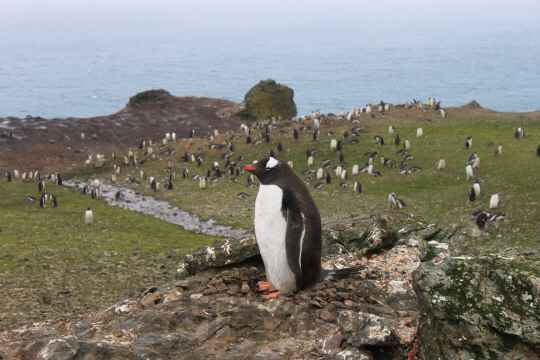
[320,266,366,281]
[285,208,304,277]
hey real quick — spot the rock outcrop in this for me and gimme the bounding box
[127,89,172,107]
[1,211,538,359]
[236,79,297,120]
[414,254,540,359]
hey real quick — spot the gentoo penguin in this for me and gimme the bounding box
[330,139,337,150]
[395,134,401,146]
[495,144,502,157]
[91,188,99,199]
[40,191,48,208]
[241,157,364,298]
[294,129,299,140]
[388,192,406,210]
[473,180,482,198]
[5,171,11,182]
[199,177,207,190]
[490,194,500,209]
[38,180,45,192]
[85,207,93,225]
[417,128,423,138]
[537,144,540,157]
[56,174,63,185]
[437,158,446,170]
[50,194,57,207]
[404,139,410,151]
[374,135,384,145]
[352,164,359,175]
[476,212,488,229]
[515,127,524,139]
[468,188,476,202]
[466,136,473,149]
[465,163,474,181]
[353,181,362,194]
[389,126,395,135]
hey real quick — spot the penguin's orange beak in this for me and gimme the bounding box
[241,165,257,172]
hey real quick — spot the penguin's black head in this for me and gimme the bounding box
[241,157,286,185]
[87,207,91,210]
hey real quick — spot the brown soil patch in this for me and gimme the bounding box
[0,96,241,175]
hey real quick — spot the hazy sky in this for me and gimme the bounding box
[2,0,539,28]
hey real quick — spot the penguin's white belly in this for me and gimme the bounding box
[255,184,297,292]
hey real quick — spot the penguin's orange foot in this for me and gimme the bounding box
[258,281,277,292]
[262,291,284,299]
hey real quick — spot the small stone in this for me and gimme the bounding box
[162,290,182,304]
[242,282,250,293]
[227,285,240,295]
[141,293,161,308]
[175,280,190,289]
[319,310,336,322]
[143,286,158,295]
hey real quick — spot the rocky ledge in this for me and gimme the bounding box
[1,211,538,359]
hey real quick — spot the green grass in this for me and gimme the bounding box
[0,180,217,330]
[64,105,540,254]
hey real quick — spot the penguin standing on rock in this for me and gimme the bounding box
[241,157,364,299]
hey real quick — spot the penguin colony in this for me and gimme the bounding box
[3,98,533,296]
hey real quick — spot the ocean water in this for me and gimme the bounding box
[1,2,539,119]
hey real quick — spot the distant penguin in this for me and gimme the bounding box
[437,158,446,171]
[440,108,446,118]
[313,129,319,141]
[115,190,125,201]
[388,192,406,210]
[94,179,100,189]
[316,168,324,180]
[82,185,90,195]
[473,180,482,198]
[154,181,160,192]
[489,194,500,209]
[537,144,540,157]
[5,171,11,182]
[190,129,195,139]
[465,163,474,181]
[416,128,423,138]
[515,127,524,139]
[85,207,93,225]
[56,174,63,185]
[476,212,488,229]
[50,194,57,207]
[468,188,476,202]
[338,152,345,163]
[13,170,19,179]
[335,166,342,178]
[339,181,347,188]
[354,181,362,194]
[240,157,364,297]
[352,164,359,175]
[140,170,147,180]
[404,139,410,151]
[294,129,299,140]
[325,172,331,184]
[341,169,347,180]
[395,134,401,146]
[81,133,85,140]
[389,126,395,135]
[466,136,473,149]
[91,188,99,199]
[495,144,502,157]
[277,141,283,152]
[40,191,47,208]
[375,135,384,145]
[308,155,314,167]
[38,180,45,192]
[313,118,320,129]
[472,155,480,169]
[336,140,342,152]
[330,139,337,150]
[199,177,206,190]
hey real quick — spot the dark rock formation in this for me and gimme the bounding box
[236,79,297,120]
[127,89,172,107]
[413,255,540,359]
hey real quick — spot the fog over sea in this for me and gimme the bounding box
[1,1,539,119]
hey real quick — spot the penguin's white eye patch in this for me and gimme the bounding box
[266,157,278,170]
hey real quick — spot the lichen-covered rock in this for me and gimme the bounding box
[339,312,397,347]
[236,79,297,120]
[177,235,259,277]
[321,210,435,256]
[413,255,540,359]
[127,89,172,108]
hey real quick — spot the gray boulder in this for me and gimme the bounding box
[413,255,540,359]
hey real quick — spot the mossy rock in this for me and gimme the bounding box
[236,79,297,120]
[127,89,172,108]
[413,255,540,359]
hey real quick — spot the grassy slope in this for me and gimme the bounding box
[0,180,217,330]
[65,104,540,254]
